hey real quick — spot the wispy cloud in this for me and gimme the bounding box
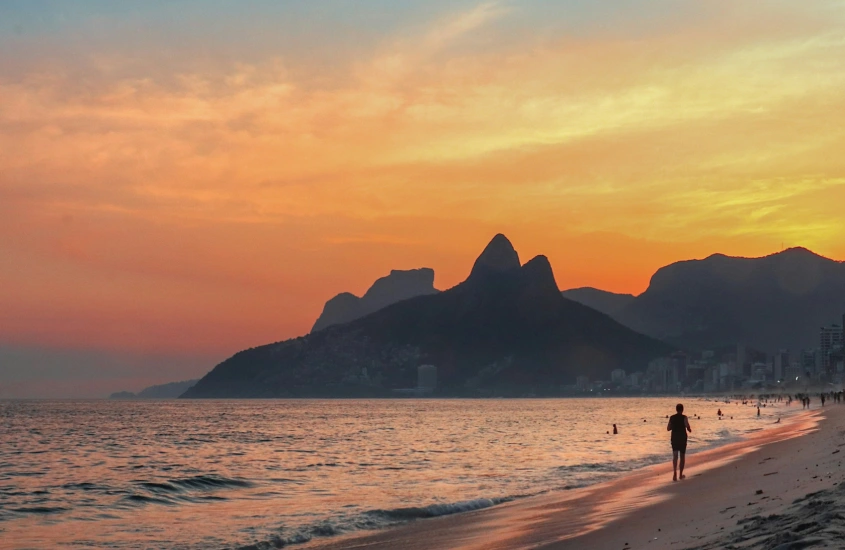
[1,0,845,393]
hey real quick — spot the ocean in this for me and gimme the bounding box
[0,397,792,549]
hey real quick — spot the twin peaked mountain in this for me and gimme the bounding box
[184,235,671,398]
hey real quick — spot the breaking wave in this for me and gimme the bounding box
[235,496,522,549]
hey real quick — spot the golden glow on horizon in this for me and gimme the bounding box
[1,1,845,357]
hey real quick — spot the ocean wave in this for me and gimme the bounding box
[170,474,253,490]
[122,494,176,506]
[554,455,667,476]
[9,506,68,515]
[136,474,253,495]
[233,496,522,549]
[367,496,514,520]
[120,474,253,509]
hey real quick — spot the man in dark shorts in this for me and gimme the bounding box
[667,403,692,482]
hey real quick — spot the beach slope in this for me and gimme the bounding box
[314,407,840,550]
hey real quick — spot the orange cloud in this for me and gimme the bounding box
[1,0,844,361]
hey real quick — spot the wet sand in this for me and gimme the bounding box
[312,405,836,550]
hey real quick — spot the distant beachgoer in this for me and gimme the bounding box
[613,424,618,435]
[667,403,692,482]
[717,408,722,417]
[757,406,760,417]
[821,394,826,407]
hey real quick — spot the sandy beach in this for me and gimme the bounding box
[312,404,842,550]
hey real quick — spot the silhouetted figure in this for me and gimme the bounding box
[613,424,618,435]
[757,406,760,416]
[667,403,692,482]
[717,408,722,417]
[821,394,826,407]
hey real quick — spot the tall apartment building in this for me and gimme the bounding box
[820,323,844,373]
[417,364,437,392]
[801,349,823,376]
[774,349,789,381]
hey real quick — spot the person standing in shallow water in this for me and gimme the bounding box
[667,403,692,482]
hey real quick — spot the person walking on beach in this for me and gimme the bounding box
[667,403,692,482]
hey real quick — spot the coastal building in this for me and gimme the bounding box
[717,362,738,391]
[785,362,803,382]
[672,351,689,373]
[801,349,821,377]
[576,376,590,391]
[685,363,706,389]
[830,316,845,378]
[647,358,669,391]
[417,365,437,393]
[703,366,716,392]
[820,324,844,373]
[626,372,642,388]
[648,357,682,392]
[774,350,789,381]
[611,369,626,383]
[751,362,769,381]
[737,344,747,376]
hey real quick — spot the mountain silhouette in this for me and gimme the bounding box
[468,233,522,279]
[561,287,635,318]
[110,379,198,399]
[184,235,672,398]
[311,268,438,332]
[564,248,845,353]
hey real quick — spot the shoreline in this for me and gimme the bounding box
[311,405,828,550]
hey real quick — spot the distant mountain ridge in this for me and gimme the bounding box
[110,379,198,399]
[311,268,438,332]
[562,247,845,353]
[561,287,635,317]
[184,235,671,398]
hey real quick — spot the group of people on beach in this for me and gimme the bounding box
[660,391,844,481]
[606,394,841,482]
[792,391,843,408]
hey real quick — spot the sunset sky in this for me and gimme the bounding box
[2,0,845,397]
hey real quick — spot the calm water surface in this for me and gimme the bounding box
[0,398,791,549]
